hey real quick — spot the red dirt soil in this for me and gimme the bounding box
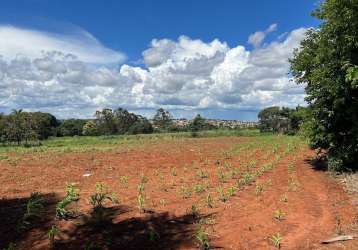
[0,137,357,249]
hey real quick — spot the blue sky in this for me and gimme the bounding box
[0,0,320,120]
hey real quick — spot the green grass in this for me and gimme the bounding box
[0,129,306,157]
[0,129,261,153]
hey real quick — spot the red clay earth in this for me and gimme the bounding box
[0,136,357,249]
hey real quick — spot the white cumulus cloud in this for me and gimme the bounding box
[0,24,308,119]
[0,25,125,64]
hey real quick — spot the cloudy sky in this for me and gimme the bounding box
[0,0,319,120]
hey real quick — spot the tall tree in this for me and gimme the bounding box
[152,108,173,130]
[95,108,117,135]
[290,0,358,170]
[57,119,87,136]
[189,114,210,132]
[113,108,138,134]
[4,109,37,145]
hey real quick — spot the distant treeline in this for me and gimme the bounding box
[0,108,219,145]
[257,106,308,135]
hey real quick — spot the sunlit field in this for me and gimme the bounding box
[1,131,355,249]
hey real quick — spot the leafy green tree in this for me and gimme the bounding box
[3,110,37,145]
[152,108,173,130]
[189,114,210,132]
[288,106,308,134]
[82,121,99,136]
[127,115,153,134]
[93,107,154,135]
[258,107,285,133]
[258,106,307,134]
[290,0,358,170]
[30,112,59,139]
[113,108,138,134]
[57,119,87,136]
[95,108,117,135]
[258,107,291,133]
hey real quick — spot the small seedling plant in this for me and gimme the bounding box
[228,186,237,197]
[195,227,210,250]
[270,233,283,249]
[205,194,214,208]
[56,183,80,219]
[25,192,45,218]
[18,192,45,231]
[242,172,254,185]
[189,204,200,218]
[48,225,59,248]
[217,168,227,183]
[217,186,228,202]
[197,169,208,179]
[137,181,146,212]
[273,209,286,221]
[89,183,118,222]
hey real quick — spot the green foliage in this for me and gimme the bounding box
[189,204,200,218]
[258,106,307,134]
[48,225,59,248]
[95,107,153,135]
[205,193,214,208]
[290,0,358,170]
[137,192,145,212]
[193,184,206,194]
[137,179,146,212]
[24,192,45,219]
[152,108,174,131]
[273,209,286,221]
[56,183,80,219]
[57,119,86,136]
[89,183,118,222]
[0,110,59,144]
[270,233,283,249]
[17,192,45,231]
[216,186,228,202]
[195,227,210,250]
[82,121,99,136]
[227,186,237,197]
[2,110,39,145]
[196,169,208,179]
[188,114,213,132]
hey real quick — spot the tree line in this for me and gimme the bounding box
[257,106,307,135]
[0,108,217,145]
